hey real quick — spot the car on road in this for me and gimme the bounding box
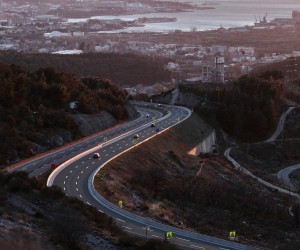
[133,134,139,138]
[146,114,150,118]
[151,123,156,127]
[93,153,100,158]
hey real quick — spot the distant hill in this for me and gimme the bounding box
[0,51,171,87]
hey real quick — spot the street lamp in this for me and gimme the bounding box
[216,87,220,108]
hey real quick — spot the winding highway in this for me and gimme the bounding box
[10,102,258,250]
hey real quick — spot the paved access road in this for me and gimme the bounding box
[47,103,257,250]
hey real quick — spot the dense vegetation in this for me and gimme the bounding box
[0,51,171,87]
[0,63,128,167]
[217,72,284,142]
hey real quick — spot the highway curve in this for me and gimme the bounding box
[47,103,258,250]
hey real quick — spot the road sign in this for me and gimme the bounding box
[118,200,123,208]
[165,231,173,240]
[229,231,236,240]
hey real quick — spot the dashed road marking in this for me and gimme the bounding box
[116,218,125,223]
[190,245,205,249]
[151,235,163,239]
[176,237,190,242]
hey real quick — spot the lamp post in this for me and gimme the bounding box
[216,87,220,108]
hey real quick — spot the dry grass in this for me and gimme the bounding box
[95,112,300,249]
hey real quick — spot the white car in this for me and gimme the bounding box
[93,153,100,158]
[133,134,139,138]
[146,114,150,118]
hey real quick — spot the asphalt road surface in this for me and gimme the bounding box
[47,103,258,250]
[10,102,258,250]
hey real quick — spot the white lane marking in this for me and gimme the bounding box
[76,182,78,185]
[92,162,95,165]
[122,226,132,230]
[76,188,78,191]
[88,157,91,160]
[79,195,82,198]
[112,150,115,153]
[86,166,89,169]
[75,166,78,168]
[151,235,163,239]
[176,237,190,242]
[98,209,104,213]
[116,218,125,223]
[86,202,91,206]
[219,248,230,250]
[77,176,80,179]
[63,187,65,190]
[81,171,84,174]
[70,170,72,173]
[64,181,65,185]
[82,161,85,164]
[103,150,106,152]
[66,176,68,178]
[190,245,205,249]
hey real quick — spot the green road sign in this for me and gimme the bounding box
[165,231,173,239]
[118,200,123,208]
[229,231,236,240]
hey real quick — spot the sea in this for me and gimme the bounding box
[68,0,300,32]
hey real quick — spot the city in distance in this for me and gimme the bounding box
[0,1,299,250]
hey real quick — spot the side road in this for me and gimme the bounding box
[224,106,300,200]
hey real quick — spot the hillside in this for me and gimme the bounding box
[0,171,175,250]
[0,52,171,87]
[95,112,300,249]
[0,64,137,168]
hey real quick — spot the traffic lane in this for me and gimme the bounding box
[54,109,188,192]
[33,115,157,176]
[10,110,152,174]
